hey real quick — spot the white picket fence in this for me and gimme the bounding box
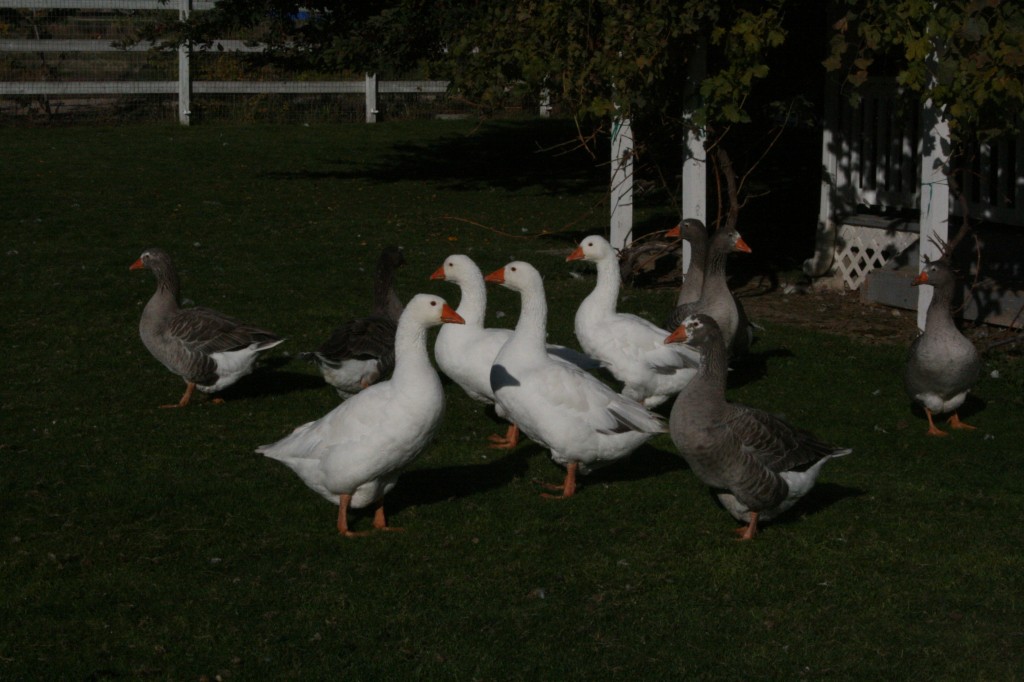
[0,0,450,124]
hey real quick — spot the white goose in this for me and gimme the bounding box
[484,261,665,498]
[568,235,699,407]
[258,294,464,536]
[431,253,598,448]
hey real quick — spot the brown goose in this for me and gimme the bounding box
[665,314,851,539]
[302,245,405,398]
[903,259,981,436]
[131,248,285,408]
[669,219,708,307]
[665,226,752,358]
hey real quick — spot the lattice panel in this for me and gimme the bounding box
[835,224,919,290]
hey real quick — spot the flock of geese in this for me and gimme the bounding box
[130,219,981,540]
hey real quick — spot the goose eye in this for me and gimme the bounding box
[510,266,517,272]
[430,300,437,307]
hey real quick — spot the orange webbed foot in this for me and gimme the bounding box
[925,409,948,437]
[947,413,977,431]
[536,462,578,499]
[487,424,520,450]
[733,513,759,541]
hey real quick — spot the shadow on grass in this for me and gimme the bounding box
[217,357,325,402]
[261,119,605,195]
[906,392,986,430]
[578,442,688,488]
[387,443,537,513]
[706,481,868,534]
[726,346,798,389]
[389,440,686,513]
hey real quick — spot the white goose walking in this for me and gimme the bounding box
[258,294,464,536]
[485,261,665,498]
[431,253,597,448]
[569,234,698,407]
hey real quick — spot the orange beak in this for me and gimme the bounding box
[666,223,682,239]
[429,264,446,281]
[129,258,145,271]
[484,267,505,284]
[566,246,585,262]
[734,236,752,254]
[912,271,928,286]
[441,304,465,325]
[664,325,688,344]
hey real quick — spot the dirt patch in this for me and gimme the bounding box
[734,279,921,347]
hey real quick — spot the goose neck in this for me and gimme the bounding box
[391,319,432,381]
[590,256,622,310]
[455,276,488,327]
[511,286,550,355]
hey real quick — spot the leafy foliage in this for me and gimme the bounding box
[825,0,1024,142]
[444,0,790,132]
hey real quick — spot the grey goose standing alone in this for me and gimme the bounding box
[903,259,981,436]
[665,314,851,539]
[131,248,285,408]
[665,226,753,358]
[302,245,406,398]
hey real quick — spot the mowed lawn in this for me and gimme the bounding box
[1,120,1022,680]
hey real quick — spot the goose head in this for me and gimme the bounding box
[912,259,955,288]
[665,219,707,242]
[710,227,752,255]
[430,254,477,285]
[403,293,465,328]
[664,313,721,347]
[566,235,615,263]
[129,247,173,275]
[483,261,542,293]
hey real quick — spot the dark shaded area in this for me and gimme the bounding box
[704,481,867,535]
[386,443,537,513]
[725,346,799,390]
[217,356,326,402]
[262,118,606,197]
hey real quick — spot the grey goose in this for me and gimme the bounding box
[302,245,405,398]
[903,259,981,436]
[665,314,850,539]
[131,248,284,408]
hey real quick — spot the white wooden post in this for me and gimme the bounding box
[609,116,633,250]
[805,79,842,277]
[680,38,707,273]
[917,95,950,329]
[539,88,552,118]
[177,0,191,125]
[365,73,378,123]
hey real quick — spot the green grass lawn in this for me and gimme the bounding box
[2,120,1022,680]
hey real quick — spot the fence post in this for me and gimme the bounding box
[539,88,552,117]
[365,73,378,123]
[917,97,950,330]
[609,116,633,250]
[917,44,951,330]
[178,0,192,125]
[680,38,707,273]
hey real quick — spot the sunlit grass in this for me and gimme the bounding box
[1,120,1021,679]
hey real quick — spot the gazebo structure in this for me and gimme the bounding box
[609,71,1023,331]
[804,77,1024,330]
